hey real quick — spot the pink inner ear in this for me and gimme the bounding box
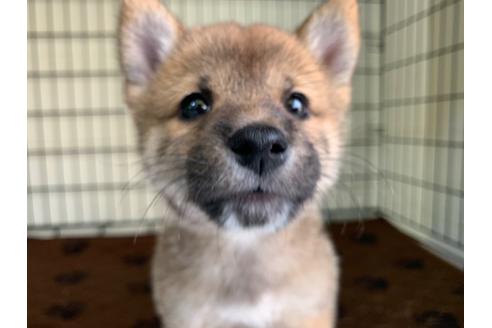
[124,12,175,86]
[139,16,169,73]
[321,35,351,78]
[310,17,355,83]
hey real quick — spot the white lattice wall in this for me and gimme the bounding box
[379,0,464,266]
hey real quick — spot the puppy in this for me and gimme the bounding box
[118,0,360,327]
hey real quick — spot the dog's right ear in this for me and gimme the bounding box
[296,0,360,87]
[118,0,184,104]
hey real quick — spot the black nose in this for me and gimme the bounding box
[227,124,289,175]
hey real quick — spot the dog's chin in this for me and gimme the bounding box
[199,190,301,232]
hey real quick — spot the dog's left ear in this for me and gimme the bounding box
[118,0,184,104]
[297,0,360,86]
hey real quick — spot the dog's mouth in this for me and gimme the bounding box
[230,187,281,203]
[184,139,321,230]
[218,184,291,207]
[192,184,293,229]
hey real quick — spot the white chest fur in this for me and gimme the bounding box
[216,294,281,327]
[173,293,281,328]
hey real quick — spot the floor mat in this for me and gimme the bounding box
[28,219,463,327]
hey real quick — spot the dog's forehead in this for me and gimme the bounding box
[189,23,300,59]
[176,24,318,87]
[148,23,332,114]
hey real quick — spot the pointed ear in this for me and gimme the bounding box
[297,0,360,86]
[118,0,184,102]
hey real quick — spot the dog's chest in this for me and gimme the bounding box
[152,226,337,327]
[168,273,291,328]
[152,233,293,327]
[201,293,283,328]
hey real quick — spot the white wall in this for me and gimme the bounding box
[379,0,464,267]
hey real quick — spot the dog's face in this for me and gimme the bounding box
[119,0,360,231]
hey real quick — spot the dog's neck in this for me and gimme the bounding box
[158,198,324,247]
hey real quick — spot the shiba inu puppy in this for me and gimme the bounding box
[118,0,360,326]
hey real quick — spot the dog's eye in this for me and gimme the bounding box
[180,93,211,120]
[285,93,309,119]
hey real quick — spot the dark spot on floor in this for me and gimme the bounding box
[45,301,85,320]
[62,240,89,255]
[337,304,346,319]
[54,271,88,285]
[132,316,161,328]
[354,276,389,291]
[397,258,425,269]
[351,232,378,245]
[452,285,464,296]
[123,254,149,267]
[127,281,151,295]
[414,310,460,328]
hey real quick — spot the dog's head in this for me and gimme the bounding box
[118,0,360,232]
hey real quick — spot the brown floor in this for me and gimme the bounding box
[28,219,463,328]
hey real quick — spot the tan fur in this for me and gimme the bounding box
[152,203,338,328]
[118,0,360,327]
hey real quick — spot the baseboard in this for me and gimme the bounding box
[385,219,464,270]
[322,207,380,222]
[28,220,159,239]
